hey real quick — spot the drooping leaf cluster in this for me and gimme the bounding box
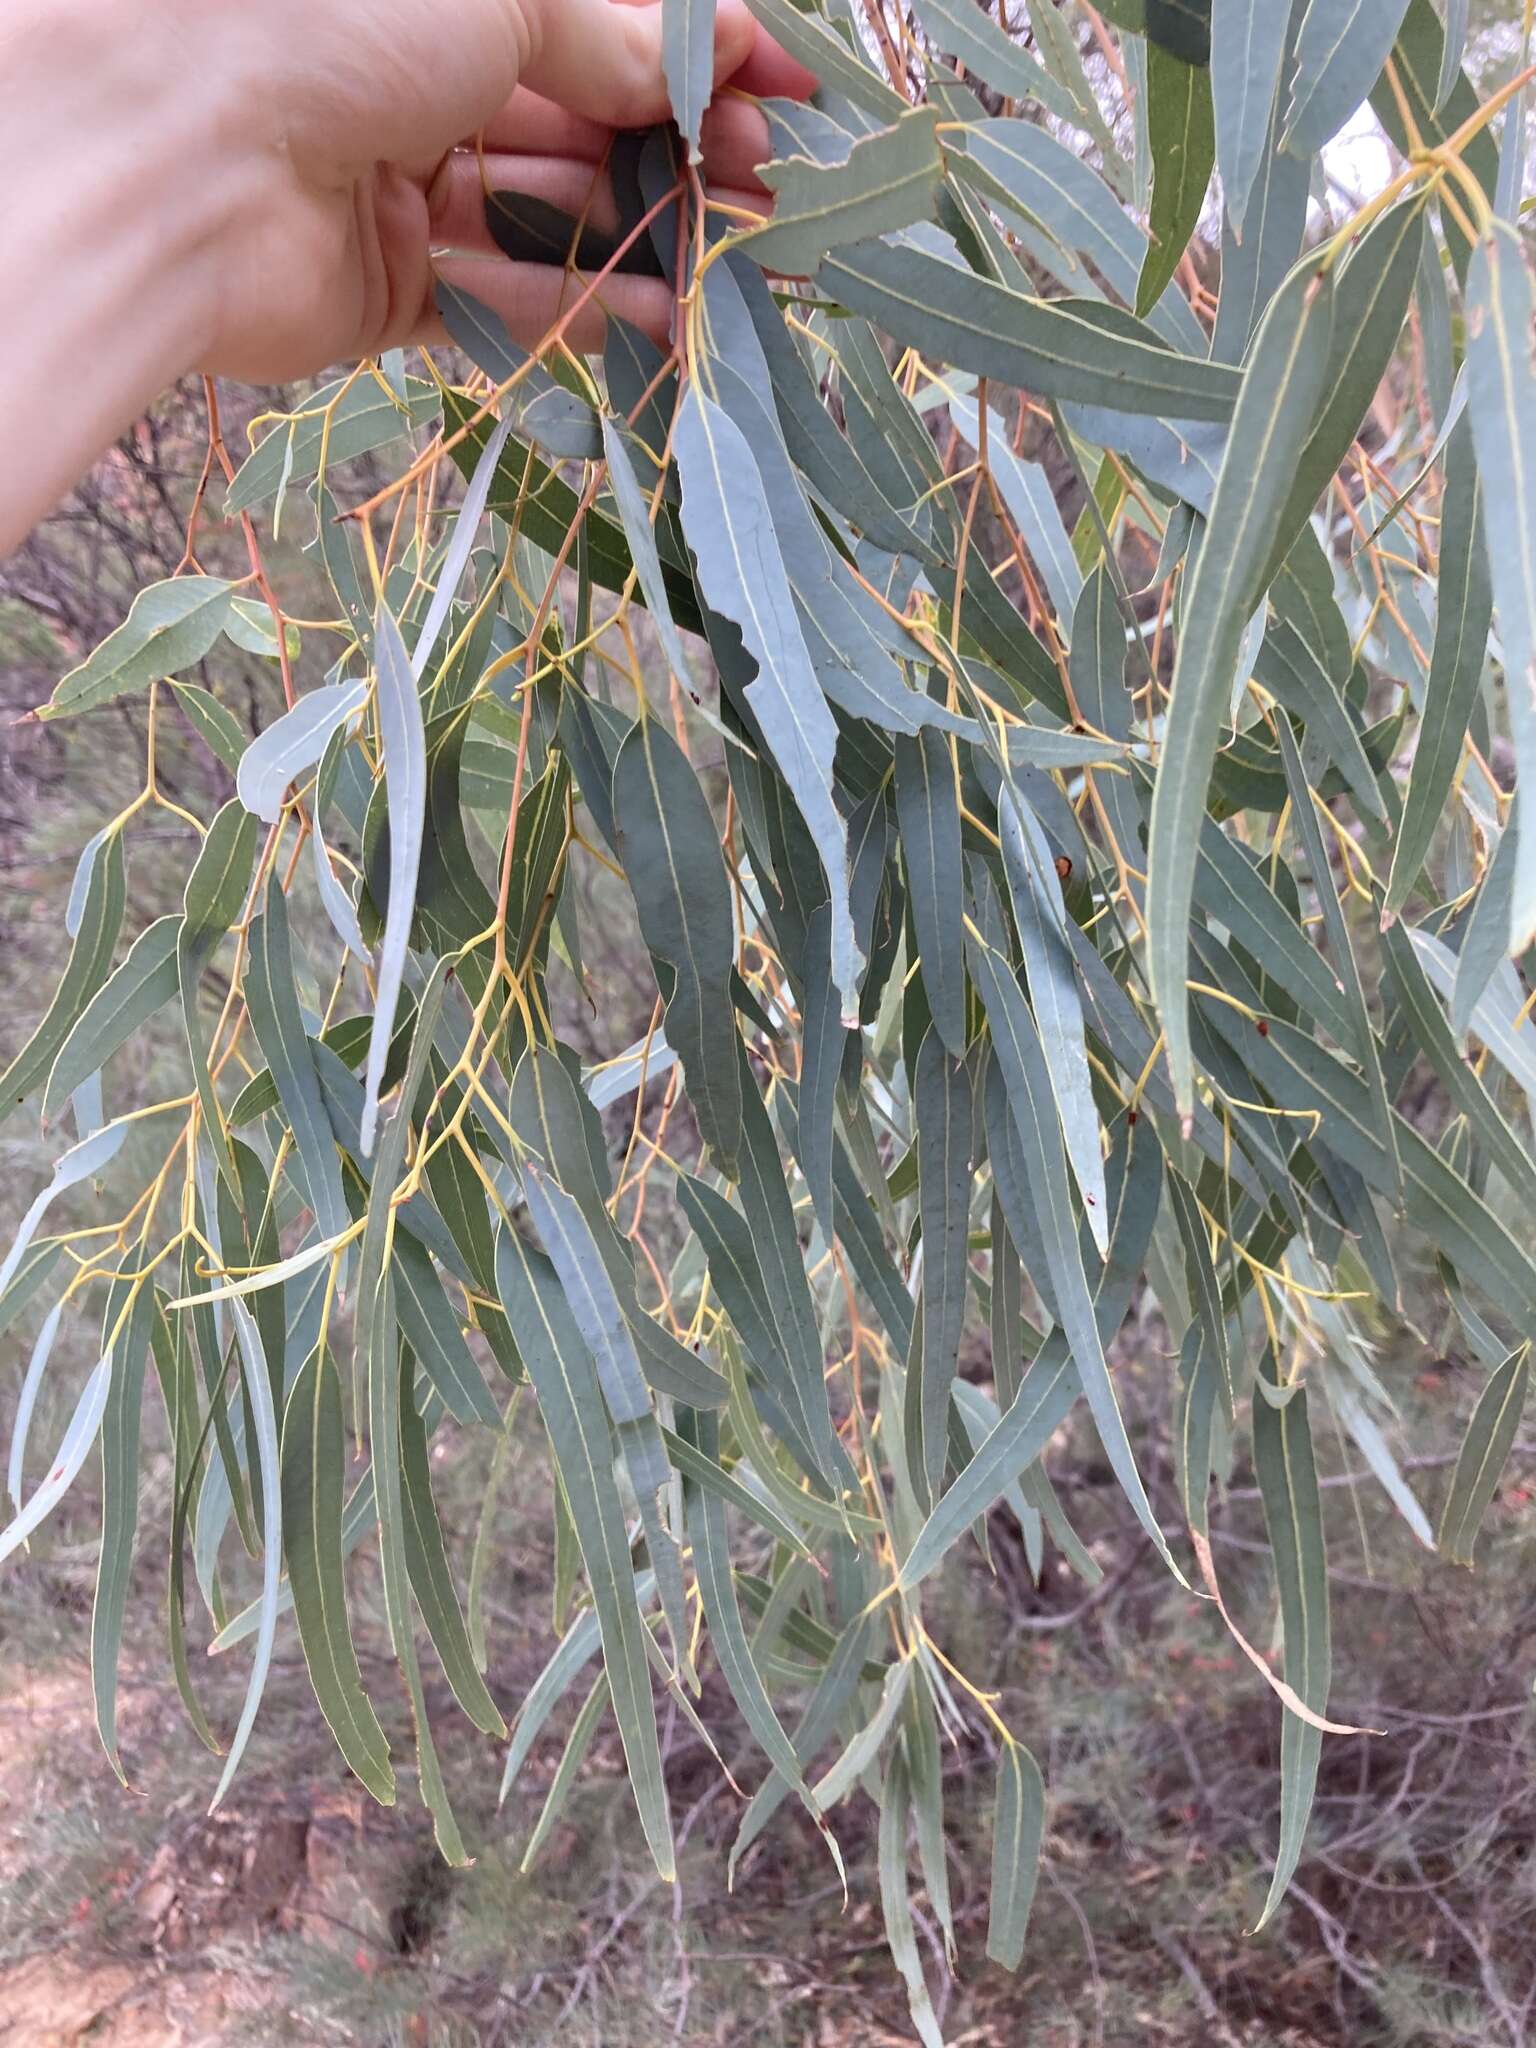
[4,0,1535,2030]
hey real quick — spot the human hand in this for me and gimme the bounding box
[187,0,812,382]
[1,0,812,553]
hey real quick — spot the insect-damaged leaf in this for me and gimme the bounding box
[742,107,944,276]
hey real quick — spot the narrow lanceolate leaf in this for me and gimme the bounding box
[310,815,367,962]
[739,0,905,117]
[987,1737,1046,1971]
[1385,417,1490,918]
[743,107,944,276]
[501,1572,658,1805]
[398,1361,507,1736]
[1138,43,1214,314]
[878,1748,944,2048]
[968,914,1180,1577]
[902,1104,1162,1589]
[1452,823,1518,1041]
[179,800,259,1192]
[0,1353,112,1566]
[662,0,716,157]
[1285,0,1413,155]
[0,1119,129,1305]
[815,1658,912,1808]
[908,1031,973,1510]
[1211,0,1291,235]
[730,1613,872,1880]
[281,1345,395,1804]
[1147,257,1336,1117]
[1,830,125,1116]
[612,717,744,1173]
[243,881,349,1245]
[520,1160,690,1677]
[225,374,440,514]
[1464,223,1536,952]
[950,398,1082,634]
[210,1298,283,1811]
[235,679,369,823]
[951,118,1205,353]
[1273,719,1401,1201]
[494,1224,675,1880]
[44,915,181,1122]
[682,1410,840,1869]
[908,0,1080,124]
[42,578,234,719]
[8,1302,64,1510]
[91,1278,157,1781]
[1251,1357,1334,1929]
[1259,196,1424,590]
[601,418,693,691]
[361,602,427,1153]
[673,384,862,1020]
[893,729,966,1058]
[819,239,1242,423]
[1438,1347,1531,1567]
[998,783,1107,1254]
[355,960,467,1862]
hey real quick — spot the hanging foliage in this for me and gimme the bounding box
[4,0,1534,2030]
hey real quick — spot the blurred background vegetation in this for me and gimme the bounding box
[3,5,1536,2042]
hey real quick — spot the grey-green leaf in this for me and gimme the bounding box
[612,717,743,1172]
[1147,256,1336,1117]
[43,579,234,720]
[1251,1352,1333,1929]
[45,914,181,1122]
[987,1737,1046,1970]
[1464,221,1536,953]
[1212,0,1291,235]
[361,603,427,1153]
[744,107,944,276]
[1138,43,1214,315]
[1438,1346,1530,1568]
[673,383,862,1019]
[1284,0,1413,154]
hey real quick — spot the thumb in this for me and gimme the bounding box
[517,0,756,128]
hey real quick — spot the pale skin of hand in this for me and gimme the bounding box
[1,0,811,554]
